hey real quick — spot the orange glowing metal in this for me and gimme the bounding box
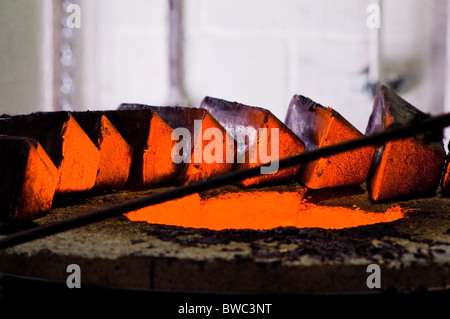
[127,193,202,228]
[118,104,235,185]
[144,111,180,185]
[5,108,450,249]
[369,138,445,201]
[239,113,305,187]
[105,110,178,188]
[56,114,101,193]
[183,110,234,184]
[200,96,305,187]
[0,112,100,193]
[286,95,375,189]
[366,86,446,201]
[72,112,133,190]
[0,136,58,226]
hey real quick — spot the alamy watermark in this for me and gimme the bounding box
[366,263,381,289]
[65,3,81,29]
[171,120,280,175]
[66,263,81,288]
[366,3,381,29]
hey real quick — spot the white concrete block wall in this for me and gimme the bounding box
[87,0,169,110]
[184,0,446,132]
[183,29,288,119]
[0,0,53,115]
[382,0,433,110]
[0,0,448,137]
[184,0,375,130]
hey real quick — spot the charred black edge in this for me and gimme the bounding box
[1,111,450,250]
[201,96,270,114]
[365,85,387,195]
[285,94,328,151]
[0,112,72,168]
[119,103,206,130]
[0,136,34,227]
[201,96,287,133]
[70,111,104,148]
[104,109,156,187]
[290,94,326,112]
[441,146,450,195]
[71,109,175,189]
[287,94,358,128]
[201,96,285,129]
[117,103,153,111]
[367,85,429,136]
[286,94,360,131]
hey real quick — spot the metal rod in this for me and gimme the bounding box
[1,112,450,250]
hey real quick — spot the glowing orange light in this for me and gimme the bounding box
[125,189,407,230]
